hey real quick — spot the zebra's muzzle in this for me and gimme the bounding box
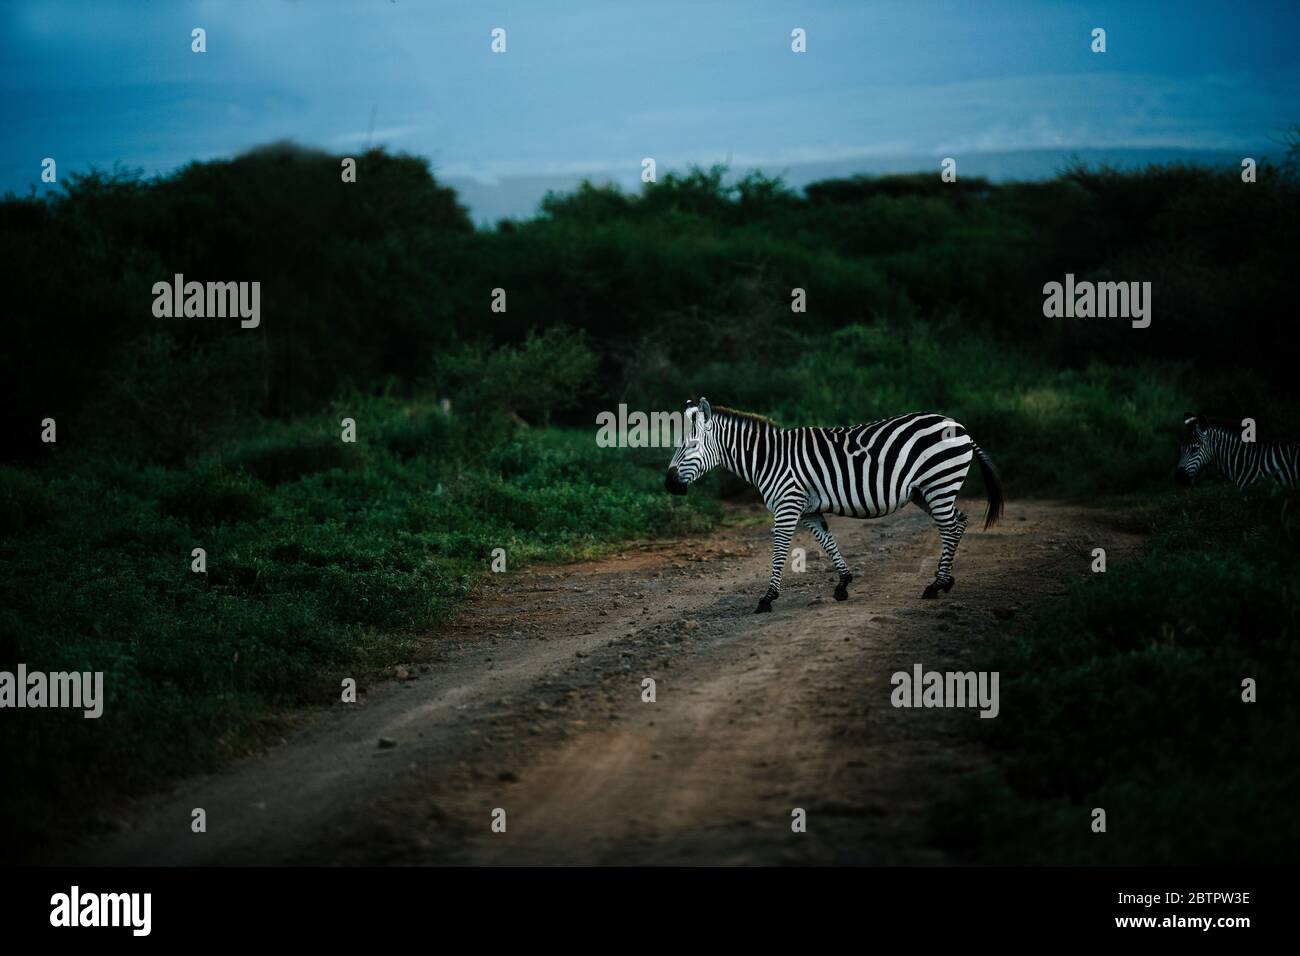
[665,468,689,496]
[1174,468,1193,487]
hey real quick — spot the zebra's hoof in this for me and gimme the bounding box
[755,600,773,614]
[833,586,849,601]
[921,579,955,599]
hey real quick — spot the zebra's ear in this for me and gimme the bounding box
[698,398,712,422]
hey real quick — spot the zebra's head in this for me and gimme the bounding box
[665,398,721,495]
[1175,412,1208,486]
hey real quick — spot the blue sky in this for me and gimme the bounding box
[4,0,1298,219]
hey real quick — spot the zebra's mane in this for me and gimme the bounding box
[713,406,781,429]
[1198,418,1238,433]
[1198,419,1257,441]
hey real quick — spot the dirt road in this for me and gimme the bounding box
[72,499,1144,866]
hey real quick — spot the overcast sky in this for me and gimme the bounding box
[4,0,1297,218]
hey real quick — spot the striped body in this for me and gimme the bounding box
[666,401,1003,610]
[719,412,974,517]
[1177,417,1300,490]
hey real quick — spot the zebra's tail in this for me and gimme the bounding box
[972,442,1004,530]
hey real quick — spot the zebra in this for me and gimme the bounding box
[665,398,1004,612]
[1175,412,1299,490]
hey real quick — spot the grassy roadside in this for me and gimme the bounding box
[934,483,1300,864]
[0,403,721,860]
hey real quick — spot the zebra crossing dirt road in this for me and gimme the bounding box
[68,499,1144,866]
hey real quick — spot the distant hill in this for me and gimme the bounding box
[445,147,1270,225]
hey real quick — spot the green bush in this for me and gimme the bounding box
[220,430,361,486]
[0,465,56,536]
[158,463,270,527]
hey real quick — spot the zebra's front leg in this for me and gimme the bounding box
[803,516,853,601]
[757,504,802,613]
[921,506,968,600]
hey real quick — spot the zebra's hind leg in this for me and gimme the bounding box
[803,515,853,601]
[920,494,968,600]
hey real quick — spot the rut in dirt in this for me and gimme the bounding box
[68,499,1144,866]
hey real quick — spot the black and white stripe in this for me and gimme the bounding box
[1176,413,1300,490]
[666,398,1004,612]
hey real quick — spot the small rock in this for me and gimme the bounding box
[992,606,1015,620]
[378,737,398,749]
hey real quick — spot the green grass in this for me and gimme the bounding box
[933,483,1300,864]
